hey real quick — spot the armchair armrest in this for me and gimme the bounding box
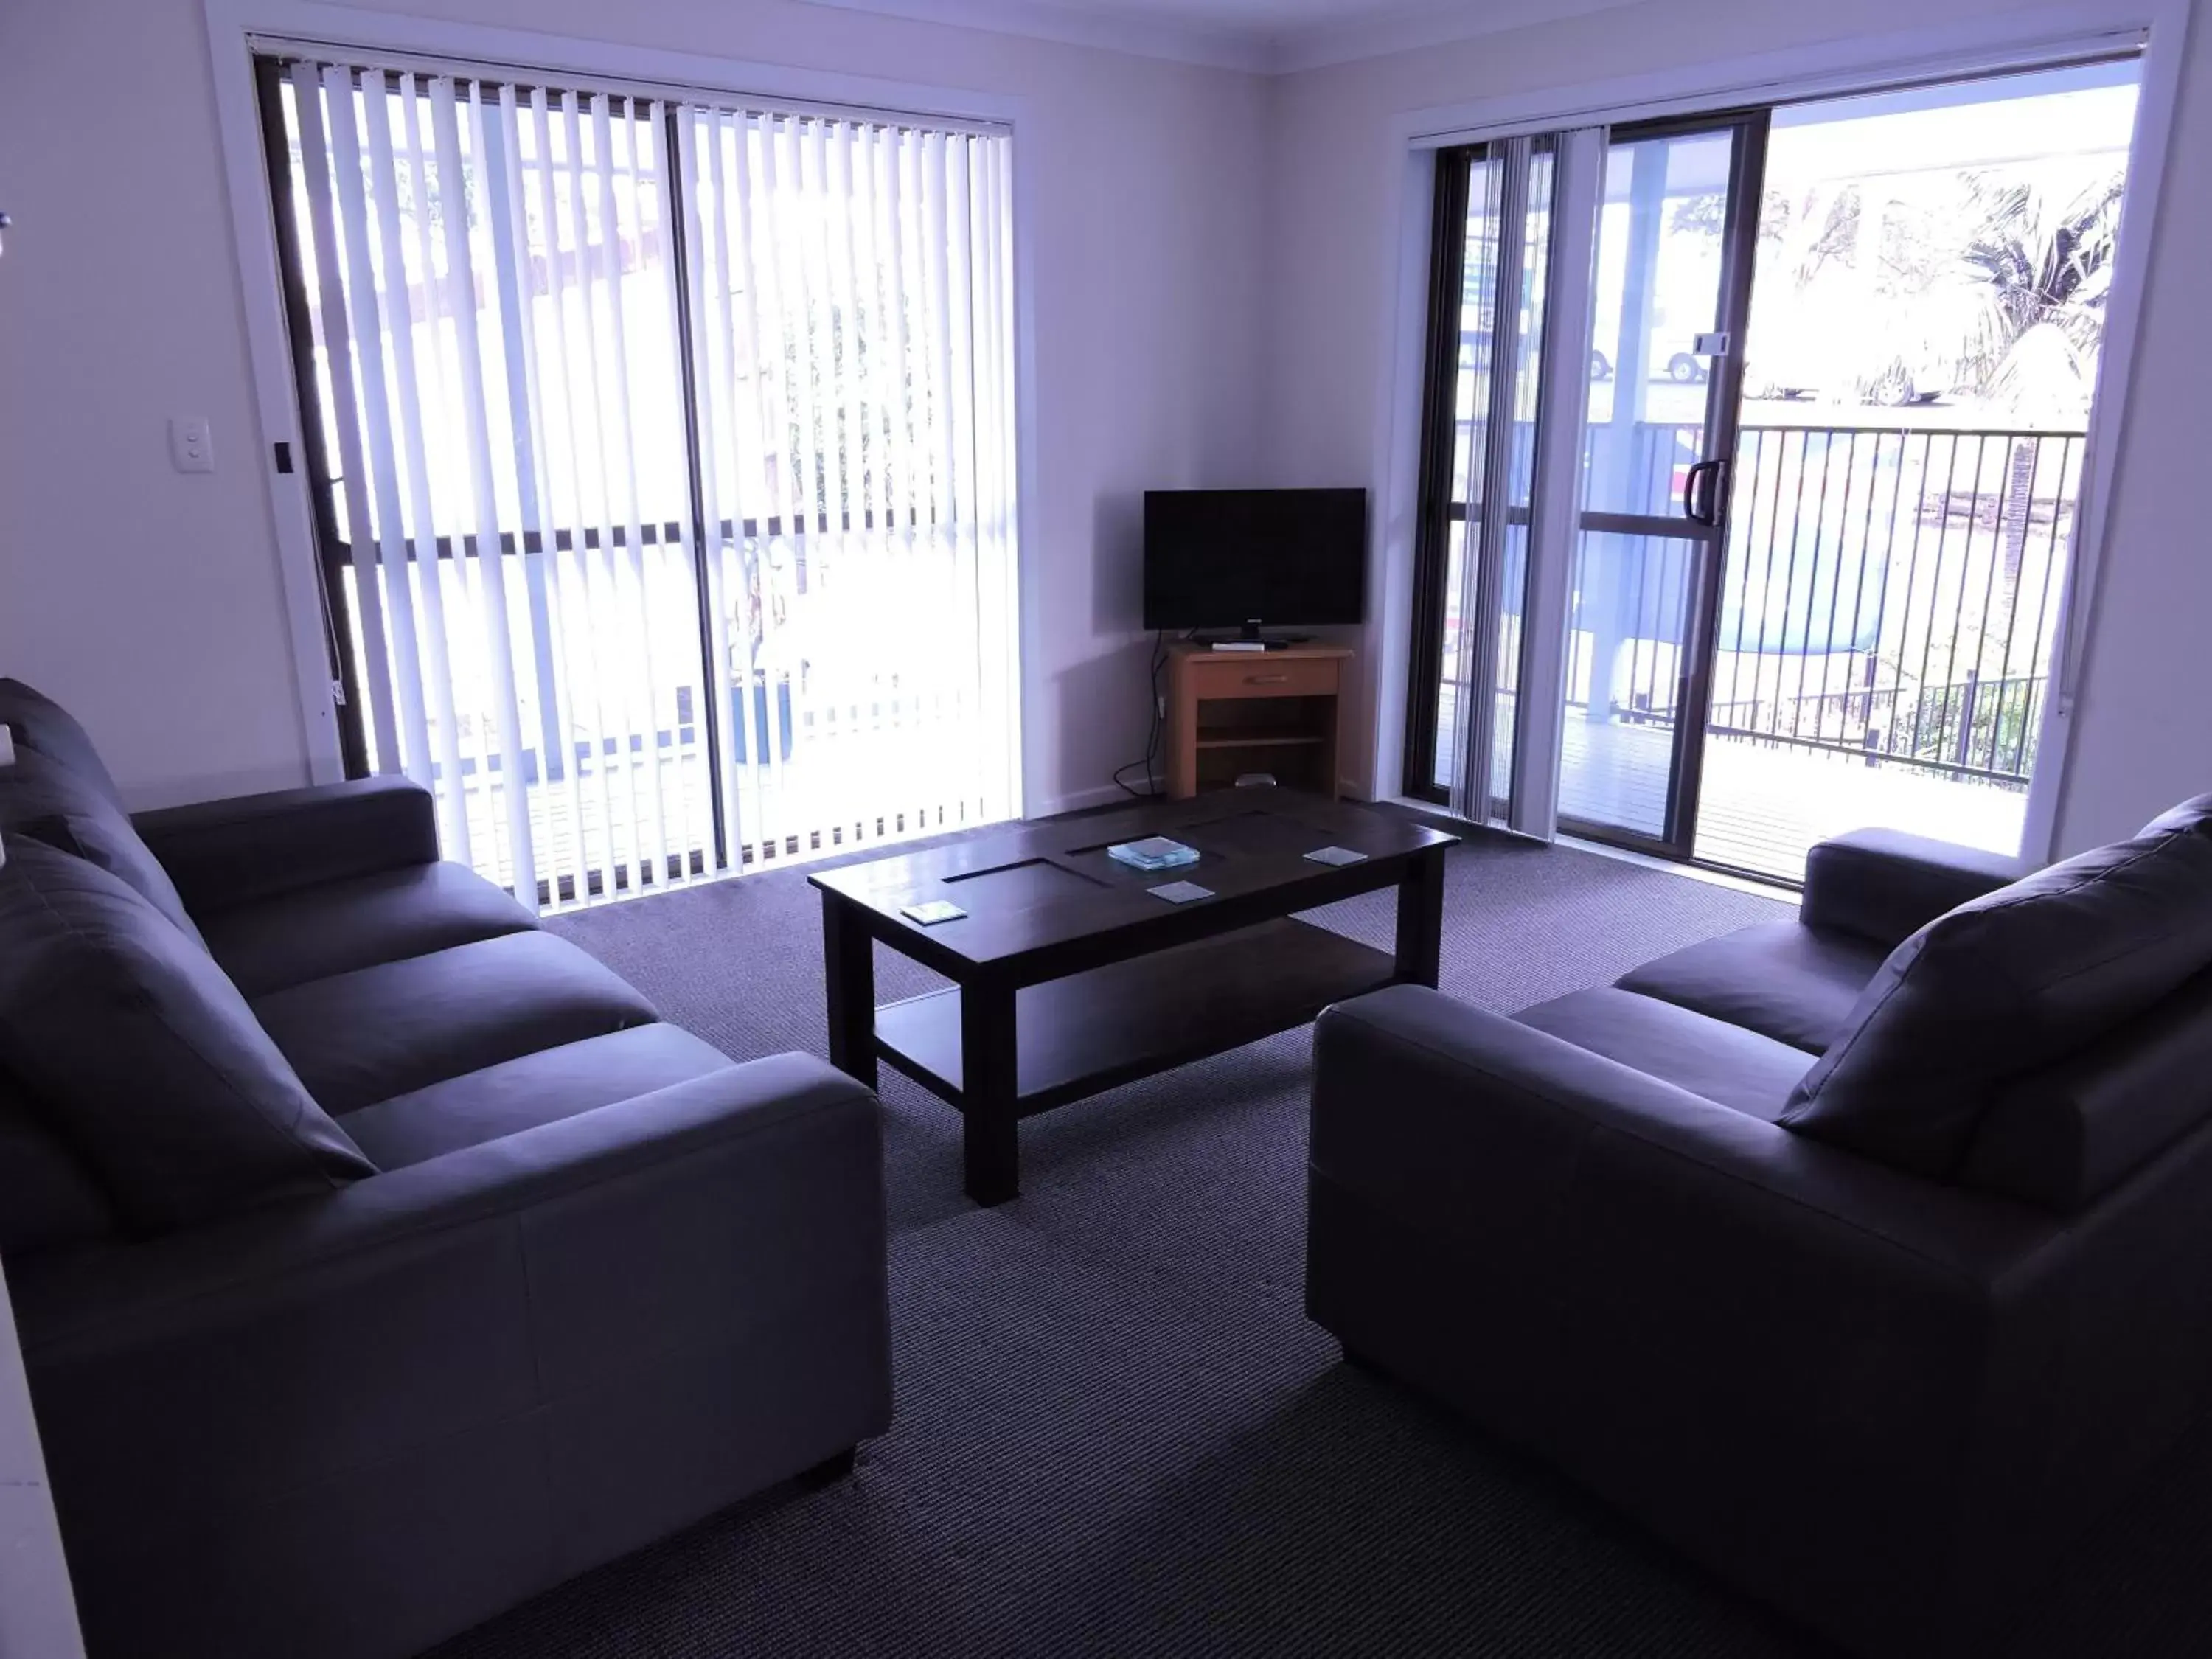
[1798,826,2025,950]
[15,1052,889,1528]
[131,775,440,914]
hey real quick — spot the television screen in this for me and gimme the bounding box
[1142,489,1366,632]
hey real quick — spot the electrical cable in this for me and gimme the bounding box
[1112,629,1170,797]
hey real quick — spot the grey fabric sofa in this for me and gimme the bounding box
[1308,804,2212,1658]
[0,680,891,1659]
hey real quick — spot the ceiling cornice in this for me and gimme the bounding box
[797,0,1274,73]
[796,0,1644,74]
[1273,0,1638,73]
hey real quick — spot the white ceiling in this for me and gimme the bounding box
[799,0,1635,74]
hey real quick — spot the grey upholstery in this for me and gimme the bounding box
[21,1057,889,1659]
[1784,802,2212,1175]
[253,931,659,1113]
[1,747,205,945]
[1308,800,2212,1658]
[133,773,442,914]
[0,682,892,1659]
[201,860,536,995]
[0,838,373,1232]
[1963,965,2212,1208]
[340,1024,735,1168]
[1615,919,1885,1051]
[1798,825,2025,948]
[0,1077,119,1256]
[1515,987,1811,1119]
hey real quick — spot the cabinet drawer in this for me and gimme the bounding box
[1189,658,1339,700]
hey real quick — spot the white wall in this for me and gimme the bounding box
[0,0,1271,815]
[1265,0,2212,854]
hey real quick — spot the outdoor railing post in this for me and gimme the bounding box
[1954,668,1980,770]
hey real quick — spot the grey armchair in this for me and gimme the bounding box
[1308,805,2212,1658]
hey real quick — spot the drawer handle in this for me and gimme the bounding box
[1247,672,1290,685]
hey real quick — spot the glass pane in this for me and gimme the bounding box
[1697,59,2140,880]
[1559,530,1700,839]
[1585,129,1733,518]
[1439,139,1554,820]
[1562,127,1736,843]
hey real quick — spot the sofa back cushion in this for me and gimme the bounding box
[1,749,206,948]
[0,678,125,810]
[1961,965,2212,1209]
[0,836,375,1234]
[1781,797,2212,1178]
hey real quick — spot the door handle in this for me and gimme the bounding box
[1247,673,1290,685]
[1682,457,1728,527]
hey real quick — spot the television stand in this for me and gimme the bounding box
[1164,640,1351,799]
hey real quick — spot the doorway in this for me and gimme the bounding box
[1401,54,2147,884]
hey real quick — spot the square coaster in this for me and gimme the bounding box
[1303,845,1368,867]
[1147,880,1214,904]
[901,899,968,925]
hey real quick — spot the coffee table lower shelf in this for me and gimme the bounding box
[873,917,1399,1118]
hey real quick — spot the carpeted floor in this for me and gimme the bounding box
[425,830,2205,1658]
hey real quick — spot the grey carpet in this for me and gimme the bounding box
[426,831,2196,1658]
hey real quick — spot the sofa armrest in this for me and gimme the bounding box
[131,776,441,914]
[14,1052,890,1527]
[1798,827,2025,949]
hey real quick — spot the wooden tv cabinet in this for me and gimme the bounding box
[1163,641,1352,799]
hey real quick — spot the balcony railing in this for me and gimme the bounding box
[1575,422,2084,790]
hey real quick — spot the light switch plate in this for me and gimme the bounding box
[170,415,215,474]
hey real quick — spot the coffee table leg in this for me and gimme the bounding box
[1394,845,1446,988]
[961,978,1020,1206]
[822,893,878,1091]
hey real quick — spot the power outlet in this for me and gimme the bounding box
[170,416,215,474]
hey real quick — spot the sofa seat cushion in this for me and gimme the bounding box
[1784,796,2212,1178]
[1514,987,1815,1121]
[1615,921,1888,1053]
[338,1024,734,1169]
[252,931,660,1113]
[201,861,537,996]
[0,838,373,1232]
[2,749,205,948]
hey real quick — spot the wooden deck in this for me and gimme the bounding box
[1557,717,2026,882]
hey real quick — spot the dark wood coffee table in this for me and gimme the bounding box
[809,791,1456,1204]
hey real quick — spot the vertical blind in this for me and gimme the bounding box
[266,52,1018,909]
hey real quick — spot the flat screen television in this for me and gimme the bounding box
[1142,488,1367,636]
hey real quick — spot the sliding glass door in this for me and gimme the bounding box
[1402,54,2146,883]
[258,51,1018,908]
[1558,116,1763,855]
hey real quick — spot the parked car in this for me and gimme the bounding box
[1588,341,1708,383]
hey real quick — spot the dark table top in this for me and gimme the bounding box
[810,790,1457,972]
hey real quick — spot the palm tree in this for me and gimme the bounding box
[1957,170,2127,415]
